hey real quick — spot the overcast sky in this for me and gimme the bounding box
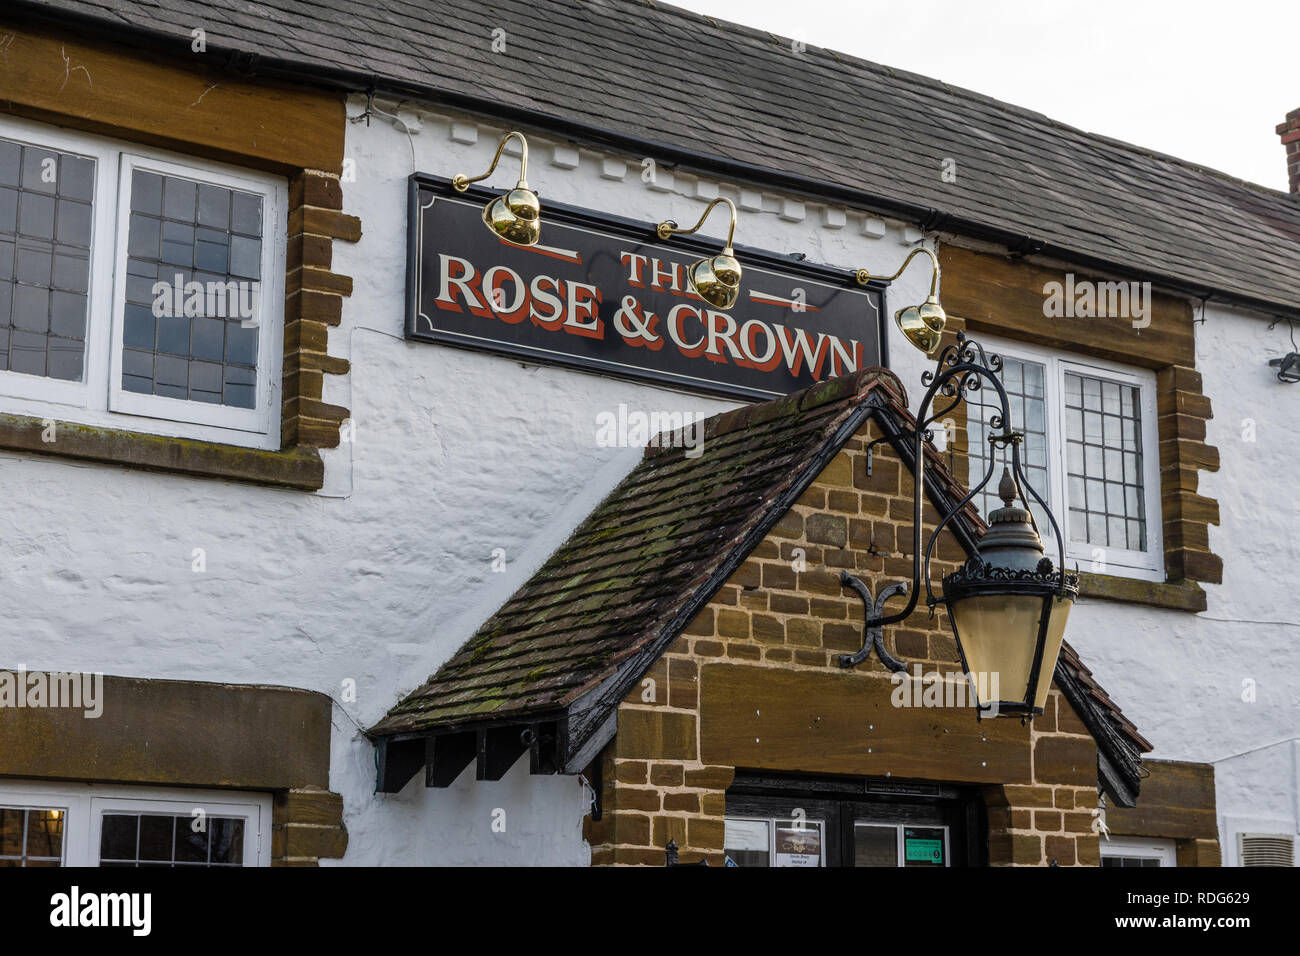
[671,0,1296,192]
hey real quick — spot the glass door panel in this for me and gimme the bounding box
[851,819,950,867]
[724,813,827,867]
[723,817,770,867]
[853,823,898,866]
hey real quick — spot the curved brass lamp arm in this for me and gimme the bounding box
[452,131,531,192]
[854,246,941,297]
[656,197,738,248]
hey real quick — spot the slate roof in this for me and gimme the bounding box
[368,365,1150,791]
[8,0,1300,317]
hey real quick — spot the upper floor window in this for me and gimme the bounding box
[966,337,1163,580]
[0,117,285,449]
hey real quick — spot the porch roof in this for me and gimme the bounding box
[370,365,1150,800]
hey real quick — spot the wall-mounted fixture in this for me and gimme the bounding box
[1267,318,1300,382]
[1269,353,1300,383]
[838,333,1077,719]
[452,131,541,246]
[856,247,946,354]
[657,197,743,309]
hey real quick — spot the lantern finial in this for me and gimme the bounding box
[997,466,1017,507]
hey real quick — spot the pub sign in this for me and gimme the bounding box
[406,176,887,400]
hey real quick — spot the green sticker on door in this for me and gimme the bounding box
[903,828,945,864]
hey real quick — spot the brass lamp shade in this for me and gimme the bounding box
[918,295,946,333]
[687,248,743,310]
[483,186,541,246]
[656,197,743,310]
[453,131,541,247]
[895,294,947,355]
[941,468,1078,717]
[856,249,947,355]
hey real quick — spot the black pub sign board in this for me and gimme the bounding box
[405,175,888,401]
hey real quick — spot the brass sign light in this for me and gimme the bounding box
[656,197,744,310]
[856,247,947,355]
[452,131,541,247]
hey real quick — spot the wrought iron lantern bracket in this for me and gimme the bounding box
[838,575,909,671]
[840,331,1075,673]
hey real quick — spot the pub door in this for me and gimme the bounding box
[723,772,986,867]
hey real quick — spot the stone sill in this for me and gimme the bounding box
[0,413,323,491]
[1078,572,1206,613]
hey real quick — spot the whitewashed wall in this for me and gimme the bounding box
[310,106,1300,862]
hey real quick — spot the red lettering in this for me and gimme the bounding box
[740,318,782,371]
[828,336,860,376]
[650,257,682,293]
[775,325,833,380]
[483,265,529,325]
[705,310,745,365]
[668,304,707,358]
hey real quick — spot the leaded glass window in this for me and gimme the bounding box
[121,170,262,408]
[0,137,93,381]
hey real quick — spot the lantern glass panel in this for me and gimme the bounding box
[948,593,1041,708]
[948,592,1074,713]
[1033,596,1073,712]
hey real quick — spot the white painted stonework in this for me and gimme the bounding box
[0,94,1293,864]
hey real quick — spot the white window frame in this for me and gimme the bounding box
[0,115,285,450]
[0,779,271,867]
[971,335,1164,581]
[1100,835,1176,866]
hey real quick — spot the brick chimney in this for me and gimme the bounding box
[1278,108,1300,194]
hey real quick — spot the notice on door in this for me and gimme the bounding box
[774,824,822,867]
